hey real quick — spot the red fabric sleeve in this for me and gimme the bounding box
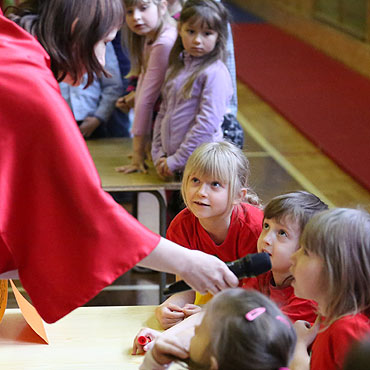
[0,15,160,323]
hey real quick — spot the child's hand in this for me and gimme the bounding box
[132,328,161,355]
[115,91,135,114]
[155,157,173,179]
[182,304,202,318]
[155,303,186,329]
[294,315,321,348]
[79,116,101,138]
[151,334,189,365]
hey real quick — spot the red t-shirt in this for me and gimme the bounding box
[311,313,370,370]
[0,14,160,323]
[243,271,318,324]
[167,203,263,262]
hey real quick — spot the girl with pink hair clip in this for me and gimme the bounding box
[134,288,297,370]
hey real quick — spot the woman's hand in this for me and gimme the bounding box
[79,116,101,138]
[132,327,161,355]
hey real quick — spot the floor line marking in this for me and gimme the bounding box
[238,112,334,207]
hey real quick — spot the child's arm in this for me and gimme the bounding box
[155,289,196,329]
[290,317,321,370]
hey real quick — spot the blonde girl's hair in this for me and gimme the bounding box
[181,141,260,212]
[301,208,370,326]
[166,0,230,99]
[194,289,297,370]
[122,0,173,76]
[263,191,328,233]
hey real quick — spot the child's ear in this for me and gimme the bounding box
[233,188,248,205]
[210,356,218,370]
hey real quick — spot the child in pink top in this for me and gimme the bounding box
[116,0,177,174]
[290,208,370,370]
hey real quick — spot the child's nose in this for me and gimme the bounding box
[197,183,207,196]
[263,232,273,245]
[133,9,141,20]
[193,34,201,44]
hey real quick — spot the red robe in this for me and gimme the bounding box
[0,12,160,323]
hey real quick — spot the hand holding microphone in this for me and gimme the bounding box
[164,253,271,295]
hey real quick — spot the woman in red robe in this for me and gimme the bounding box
[0,0,237,323]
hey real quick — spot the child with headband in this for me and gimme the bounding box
[135,288,297,370]
[290,208,370,370]
[243,191,328,324]
[155,141,262,329]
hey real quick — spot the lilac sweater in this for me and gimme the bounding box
[151,53,232,172]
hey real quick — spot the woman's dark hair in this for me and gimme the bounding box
[6,0,124,86]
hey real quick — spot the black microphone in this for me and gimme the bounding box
[163,253,271,296]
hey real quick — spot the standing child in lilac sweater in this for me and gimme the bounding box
[151,0,232,178]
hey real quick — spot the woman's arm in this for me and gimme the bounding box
[138,237,238,294]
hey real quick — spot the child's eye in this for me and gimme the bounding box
[278,229,288,237]
[211,181,221,188]
[187,29,195,34]
[126,9,133,15]
[191,177,200,184]
[263,222,269,230]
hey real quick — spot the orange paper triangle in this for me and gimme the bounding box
[0,280,8,324]
[9,280,48,344]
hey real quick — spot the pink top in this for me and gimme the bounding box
[131,24,177,136]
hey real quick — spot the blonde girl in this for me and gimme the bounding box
[155,141,263,329]
[151,0,233,178]
[137,289,297,370]
[243,191,328,324]
[116,0,177,173]
[290,208,370,370]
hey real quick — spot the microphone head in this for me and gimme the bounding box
[226,253,272,278]
[247,252,272,276]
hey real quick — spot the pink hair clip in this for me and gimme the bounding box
[245,307,266,321]
[276,315,291,328]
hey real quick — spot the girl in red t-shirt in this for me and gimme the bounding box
[290,208,370,370]
[156,141,263,329]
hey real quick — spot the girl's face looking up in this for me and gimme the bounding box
[185,173,230,223]
[179,19,218,57]
[125,0,165,39]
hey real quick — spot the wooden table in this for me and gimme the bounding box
[86,138,181,301]
[0,306,164,369]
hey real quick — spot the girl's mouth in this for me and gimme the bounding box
[193,201,209,207]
